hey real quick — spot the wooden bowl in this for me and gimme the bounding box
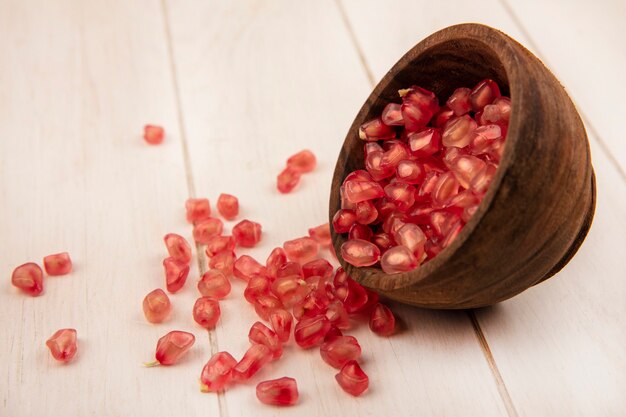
[329,23,595,309]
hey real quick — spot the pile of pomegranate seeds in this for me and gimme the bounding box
[143,124,165,145]
[46,328,78,363]
[277,149,317,193]
[334,79,510,273]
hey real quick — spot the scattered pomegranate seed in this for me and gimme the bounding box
[335,360,369,396]
[254,294,283,321]
[163,257,190,293]
[256,377,299,406]
[249,321,283,359]
[294,315,330,349]
[232,220,262,247]
[198,269,231,299]
[266,247,288,278]
[320,335,362,369]
[145,330,195,366]
[185,198,211,223]
[287,150,317,173]
[325,300,350,329]
[244,275,271,303]
[216,193,239,220]
[283,237,319,264]
[11,263,44,296]
[324,326,344,343]
[277,166,302,193]
[143,124,164,145]
[142,289,172,323]
[302,259,333,279]
[369,303,396,336]
[43,252,72,276]
[193,297,221,329]
[231,344,272,381]
[337,277,369,313]
[276,261,303,279]
[209,250,236,276]
[340,239,380,267]
[308,223,332,247]
[205,235,236,257]
[200,351,237,392]
[269,309,293,343]
[234,255,267,281]
[163,233,192,264]
[46,328,77,363]
[193,218,224,244]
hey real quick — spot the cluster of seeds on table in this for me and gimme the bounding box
[333,80,511,274]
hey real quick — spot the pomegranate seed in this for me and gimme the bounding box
[384,183,416,211]
[470,79,501,111]
[193,218,224,244]
[145,330,195,366]
[256,377,299,406]
[271,276,308,307]
[340,239,380,267]
[332,209,357,234]
[232,219,262,247]
[433,106,455,127]
[324,326,344,342]
[335,360,369,396]
[380,246,419,274]
[308,223,332,247]
[302,259,333,279]
[244,275,271,303]
[163,257,190,293]
[197,269,231,299]
[471,163,498,194]
[216,193,239,220]
[394,223,426,255]
[337,277,369,313]
[343,180,384,203]
[277,166,302,193]
[193,297,221,329]
[399,86,439,131]
[344,169,375,183]
[358,117,395,141]
[359,287,381,313]
[446,87,472,116]
[232,344,272,381]
[449,155,487,190]
[442,115,477,148]
[333,267,348,287]
[249,322,283,359]
[369,303,396,336]
[46,329,77,363]
[143,124,164,145]
[143,289,171,323]
[200,351,237,392]
[432,172,461,206]
[349,223,373,241]
[205,235,236,257]
[43,252,72,276]
[269,309,293,343]
[254,294,283,321]
[11,263,44,296]
[294,315,330,349]
[185,198,211,223]
[266,247,288,278]
[283,237,319,263]
[209,251,236,277]
[320,335,361,368]
[276,261,303,279]
[287,149,317,173]
[471,125,502,155]
[381,102,404,126]
[430,210,462,237]
[380,141,411,170]
[325,300,350,329]
[396,159,425,184]
[292,291,329,321]
[365,150,395,181]
[233,255,267,281]
[163,233,192,264]
[372,232,394,252]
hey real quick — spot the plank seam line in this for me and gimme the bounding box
[159,1,226,416]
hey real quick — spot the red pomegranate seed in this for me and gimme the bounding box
[209,250,236,276]
[197,269,231,299]
[308,223,332,247]
[163,257,190,293]
[380,141,411,170]
[358,117,395,141]
[372,232,394,252]
[332,209,357,234]
[269,309,293,343]
[432,106,455,127]
[249,321,283,359]
[193,297,221,329]
[283,237,319,264]
[185,198,211,223]
[46,328,77,363]
[232,220,262,247]
[471,163,498,194]
[369,303,396,336]
[400,86,439,131]
[200,351,237,392]
[320,335,361,368]
[302,259,333,279]
[287,149,317,173]
[481,97,511,125]
[277,166,302,194]
[381,102,404,126]
[163,233,192,264]
[353,200,377,225]
[11,263,44,296]
[471,125,502,154]
[446,87,472,116]
[344,169,374,183]
[292,290,329,321]
[254,294,283,321]
[394,223,426,255]
[205,235,236,257]
[365,150,395,180]
[333,267,348,287]
[337,277,369,313]
[343,180,384,203]
[469,79,501,111]
[324,326,344,342]
[271,276,308,307]
[335,360,369,396]
[276,261,303,279]
[143,289,171,323]
[442,115,477,148]
[396,159,425,184]
[349,223,373,241]
[43,252,72,276]
[340,239,380,267]
[380,245,419,274]
[145,330,195,366]
[216,193,239,220]
[430,210,462,237]
[234,255,267,281]
[193,218,224,244]
[294,315,330,349]
[384,182,416,211]
[449,155,487,189]
[266,247,288,278]
[256,377,299,406]
[432,172,461,206]
[244,275,271,303]
[232,344,272,381]
[143,124,164,145]
[325,300,350,329]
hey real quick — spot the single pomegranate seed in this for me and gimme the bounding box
[380,246,419,274]
[333,267,348,287]
[432,106,455,127]
[399,86,439,131]
[302,258,333,279]
[336,277,369,313]
[269,309,293,343]
[343,180,384,203]
[11,263,44,296]
[372,232,394,252]
[193,297,221,329]
[381,102,404,126]
[234,255,267,281]
[324,326,344,343]
[396,159,425,184]
[185,198,211,223]
[365,150,395,181]
[287,149,317,173]
[384,182,416,211]
[430,210,462,237]
[335,360,369,396]
[320,335,361,368]
[143,124,164,145]
[442,115,477,148]
[283,237,319,263]
[380,141,411,170]
[232,220,262,247]
[432,172,461,206]
[332,209,357,234]
[143,289,171,323]
[340,239,380,267]
[471,163,498,194]
[256,377,299,406]
[200,351,237,392]
[271,276,308,307]
[294,315,330,349]
[43,252,72,276]
[325,300,350,329]
[349,223,373,240]
[205,235,236,257]
[369,303,396,336]
[308,223,332,247]
[344,169,374,183]
[254,294,283,321]
[145,331,195,366]
[163,233,192,264]
[394,223,426,255]
[232,344,272,381]
[469,79,501,111]
[266,247,288,278]
[197,269,231,299]
[353,200,377,225]
[277,166,302,193]
[46,329,77,363]
[209,250,236,276]
[244,275,271,303]
[163,257,190,293]
[449,155,487,189]
[471,125,502,155]
[249,321,283,359]
[216,193,239,220]
[276,261,303,279]
[193,218,224,244]
[446,87,472,116]
[358,117,396,141]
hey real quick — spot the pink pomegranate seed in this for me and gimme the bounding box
[269,309,293,343]
[143,124,164,145]
[244,275,271,303]
[256,377,299,406]
[335,360,369,396]
[333,266,348,287]
[432,172,461,206]
[450,155,487,189]
[369,303,396,336]
[43,252,72,276]
[380,246,419,274]
[400,86,439,131]
[249,322,283,359]
[469,79,501,111]
[336,277,369,313]
[481,96,511,124]
[325,326,344,343]
[343,180,384,203]
[372,232,394,252]
[283,237,319,264]
[276,261,303,279]
[254,294,283,321]
[354,200,378,225]
[287,149,317,173]
[430,210,462,237]
[234,255,267,281]
[193,297,221,329]
[380,141,411,169]
[163,233,192,264]
[265,247,288,278]
[344,169,374,183]
[216,193,239,220]
[163,257,190,293]
[200,351,237,392]
[292,291,329,321]
[446,87,472,116]
[332,209,357,234]
[396,159,425,184]
[232,344,272,381]
[447,190,480,209]
[294,315,330,348]
[384,182,416,211]
[302,259,333,278]
[232,219,262,247]
[271,276,308,307]
[325,300,350,329]
[394,223,426,255]
[381,102,404,126]
[365,150,395,181]
[46,328,77,363]
[358,117,395,141]
[471,163,498,194]
[145,330,195,366]
[205,235,236,257]
[185,198,211,223]
[349,223,374,241]
[193,218,223,244]
[432,106,455,127]
[320,335,361,368]
[308,223,332,247]
[197,270,231,299]
[442,115,478,148]
[11,263,44,296]
[277,166,302,194]
[142,289,171,323]
[340,239,380,267]
[209,251,235,276]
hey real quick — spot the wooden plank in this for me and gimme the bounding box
[166,1,509,416]
[0,0,220,415]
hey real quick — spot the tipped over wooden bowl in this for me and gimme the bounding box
[329,24,595,309]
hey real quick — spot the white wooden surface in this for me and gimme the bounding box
[1,1,624,416]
